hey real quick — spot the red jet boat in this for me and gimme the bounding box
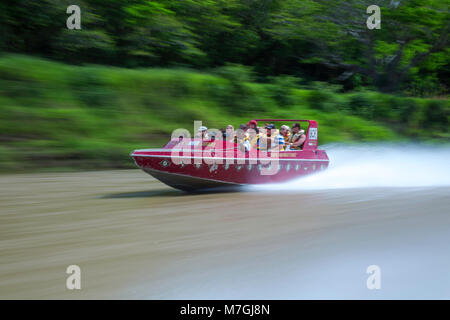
[131,119,329,191]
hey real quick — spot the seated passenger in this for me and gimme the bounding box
[210,129,222,141]
[287,123,306,150]
[195,126,209,140]
[225,124,238,144]
[259,124,285,151]
[236,124,247,151]
[270,124,286,150]
[280,125,291,148]
[246,120,258,132]
[224,125,234,139]
[243,125,260,152]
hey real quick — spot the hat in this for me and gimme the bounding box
[247,120,258,127]
[198,126,208,132]
[265,124,275,129]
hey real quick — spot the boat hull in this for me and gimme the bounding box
[131,149,329,191]
[143,168,243,192]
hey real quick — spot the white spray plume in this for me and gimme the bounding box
[251,143,450,191]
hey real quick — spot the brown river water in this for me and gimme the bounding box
[1,145,450,299]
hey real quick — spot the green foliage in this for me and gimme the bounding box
[0,1,448,95]
[212,64,259,114]
[53,30,115,63]
[423,100,449,133]
[348,93,375,119]
[303,82,343,112]
[268,76,301,106]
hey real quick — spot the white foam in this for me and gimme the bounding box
[251,144,450,190]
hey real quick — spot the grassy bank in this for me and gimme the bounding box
[0,55,448,171]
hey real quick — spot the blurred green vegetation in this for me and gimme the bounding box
[0,0,448,95]
[0,55,448,171]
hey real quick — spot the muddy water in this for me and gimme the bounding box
[0,170,449,299]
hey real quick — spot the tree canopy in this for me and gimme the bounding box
[1,0,448,95]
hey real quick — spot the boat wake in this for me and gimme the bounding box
[251,143,450,191]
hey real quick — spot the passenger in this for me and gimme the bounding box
[259,124,285,151]
[236,124,247,151]
[244,125,260,152]
[225,125,237,144]
[196,126,209,140]
[225,125,234,139]
[247,120,258,131]
[210,130,217,140]
[280,125,291,149]
[273,126,286,150]
[243,120,259,150]
[287,123,306,150]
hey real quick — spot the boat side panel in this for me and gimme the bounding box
[132,150,329,186]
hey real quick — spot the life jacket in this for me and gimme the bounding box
[288,130,305,150]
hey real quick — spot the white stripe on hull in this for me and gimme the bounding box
[131,154,329,162]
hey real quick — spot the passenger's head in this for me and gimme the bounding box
[225,125,234,139]
[239,124,247,131]
[198,126,208,138]
[247,120,258,130]
[280,125,290,136]
[210,130,218,140]
[292,123,301,134]
[265,124,275,136]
